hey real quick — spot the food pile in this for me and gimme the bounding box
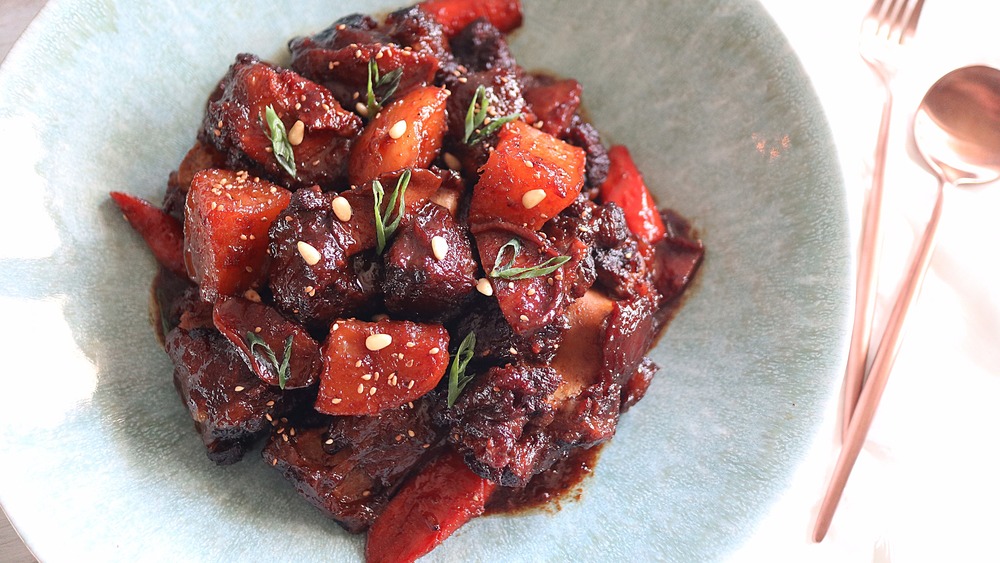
[110,0,704,560]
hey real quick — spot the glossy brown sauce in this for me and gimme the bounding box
[486,442,604,514]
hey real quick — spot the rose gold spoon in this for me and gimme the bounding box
[814,64,1000,542]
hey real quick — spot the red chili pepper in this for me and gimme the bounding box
[109,191,187,278]
[599,145,667,245]
[366,450,496,563]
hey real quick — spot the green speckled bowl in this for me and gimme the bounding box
[0,0,849,561]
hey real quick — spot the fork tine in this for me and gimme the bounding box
[900,0,926,44]
[881,0,908,42]
[867,0,888,20]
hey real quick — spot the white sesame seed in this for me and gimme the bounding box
[407,430,415,437]
[366,333,392,351]
[243,289,262,303]
[369,386,377,395]
[406,341,416,348]
[355,102,368,117]
[476,278,493,296]
[355,360,363,368]
[388,120,407,139]
[443,152,461,170]
[288,120,305,146]
[521,189,547,209]
[297,241,322,265]
[331,398,342,404]
[234,386,245,392]
[431,236,448,260]
[331,196,353,222]
[362,373,372,381]
[519,314,529,322]
[428,347,440,355]
[357,383,365,394]
[407,380,415,389]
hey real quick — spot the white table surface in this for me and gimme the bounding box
[2,0,999,561]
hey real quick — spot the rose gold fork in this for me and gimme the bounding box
[842,0,926,438]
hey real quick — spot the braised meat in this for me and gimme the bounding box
[111,1,706,561]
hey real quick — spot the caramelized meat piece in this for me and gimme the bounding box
[651,208,705,303]
[268,172,442,325]
[267,186,381,325]
[443,66,527,175]
[472,221,590,334]
[522,75,583,139]
[384,6,452,64]
[183,169,291,302]
[263,425,383,533]
[262,396,442,533]
[212,297,322,389]
[590,202,649,299]
[326,395,443,487]
[449,18,517,72]
[443,363,562,486]
[383,201,477,321]
[316,318,450,416]
[291,42,439,114]
[621,357,658,413]
[565,116,610,192]
[450,297,567,366]
[166,327,285,464]
[203,54,361,190]
[289,14,387,59]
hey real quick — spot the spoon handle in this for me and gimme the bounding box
[813,180,945,542]
[842,88,893,438]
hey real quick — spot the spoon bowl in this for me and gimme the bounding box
[913,65,1000,185]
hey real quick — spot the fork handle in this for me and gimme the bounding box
[842,85,894,437]
[814,179,945,542]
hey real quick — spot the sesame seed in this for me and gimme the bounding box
[322,103,330,112]
[243,289,262,303]
[375,51,383,59]
[297,241,322,265]
[509,347,518,355]
[234,386,245,392]
[527,288,536,296]
[282,434,288,442]
[288,120,305,146]
[369,387,377,395]
[366,333,392,351]
[521,189,547,209]
[407,430,415,437]
[336,23,346,30]
[331,398,342,404]
[325,438,334,445]
[519,314,529,322]
[443,152,461,170]
[406,341,416,348]
[524,159,534,168]
[388,120,407,139]
[265,413,273,421]
[332,196,352,222]
[355,102,368,117]
[428,347,440,355]
[357,383,365,394]
[407,380,415,389]
[355,49,362,58]
[476,278,493,296]
[362,373,372,381]
[430,236,449,260]
[355,360,363,368]
[254,326,262,333]
[458,76,468,83]
[332,323,340,331]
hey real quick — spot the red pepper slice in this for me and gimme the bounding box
[599,146,667,245]
[109,191,187,277]
[366,450,496,563]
